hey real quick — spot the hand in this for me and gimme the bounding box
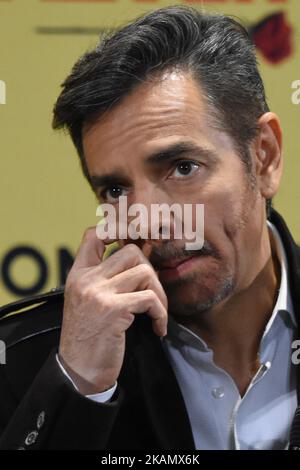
[58,228,168,395]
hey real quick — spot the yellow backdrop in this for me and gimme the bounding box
[0,0,299,303]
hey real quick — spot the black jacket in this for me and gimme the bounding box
[0,209,300,450]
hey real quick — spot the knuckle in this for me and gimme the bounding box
[94,292,111,311]
[138,263,153,277]
[79,286,95,302]
[68,278,91,300]
[124,243,141,259]
[145,289,157,303]
[66,274,110,307]
[69,277,86,294]
[66,276,82,294]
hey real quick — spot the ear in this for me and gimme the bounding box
[254,112,283,199]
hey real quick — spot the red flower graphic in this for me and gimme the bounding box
[249,12,293,64]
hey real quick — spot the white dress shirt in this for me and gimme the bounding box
[57,221,298,449]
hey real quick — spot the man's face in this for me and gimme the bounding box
[82,71,267,319]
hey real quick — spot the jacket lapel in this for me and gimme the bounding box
[288,407,300,450]
[269,209,300,327]
[269,209,300,448]
[132,315,195,450]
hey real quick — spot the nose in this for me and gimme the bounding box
[122,185,182,249]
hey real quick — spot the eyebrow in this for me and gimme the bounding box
[89,140,218,191]
[90,172,128,192]
[145,141,218,165]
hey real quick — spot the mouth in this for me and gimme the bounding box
[158,256,195,270]
[156,255,200,282]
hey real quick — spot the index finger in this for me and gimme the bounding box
[72,226,116,270]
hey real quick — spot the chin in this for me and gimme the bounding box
[164,274,235,318]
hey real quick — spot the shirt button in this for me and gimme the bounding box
[212,386,225,399]
[37,411,45,429]
[25,431,38,446]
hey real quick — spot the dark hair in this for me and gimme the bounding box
[52,5,272,216]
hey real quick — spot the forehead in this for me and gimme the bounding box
[82,71,216,162]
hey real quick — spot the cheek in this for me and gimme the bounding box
[202,170,257,233]
[199,192,254,265]
[190,191,239,243]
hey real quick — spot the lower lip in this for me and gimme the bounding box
[158,256,199,282]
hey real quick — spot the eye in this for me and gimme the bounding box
[100,186,127,203]
[170,160,201,178]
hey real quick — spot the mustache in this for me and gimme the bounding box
[148,240,220,270]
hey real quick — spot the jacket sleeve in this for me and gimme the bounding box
[0,348,124,450]
[55,353,118,403]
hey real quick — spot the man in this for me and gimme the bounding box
[0,6,300,450]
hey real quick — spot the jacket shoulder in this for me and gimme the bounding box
[0,287,64,348]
